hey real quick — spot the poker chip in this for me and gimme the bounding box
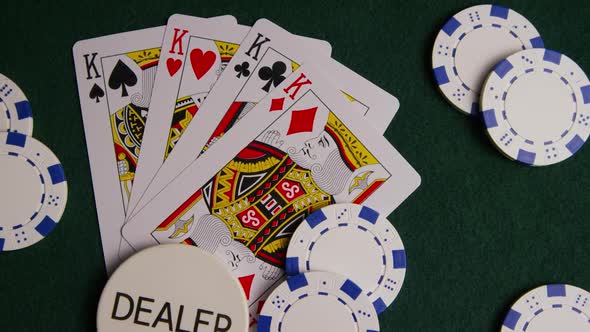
[0,74,33,135]
[257,271,380,332]
[0,132,67,251]
[501,284,590,331]
[432,4,543,115]
[97,244,248,332]
[285,203,406,314]
[481,49,590,166]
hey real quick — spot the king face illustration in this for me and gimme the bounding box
[149,89,393,305]
[154,108,390,271]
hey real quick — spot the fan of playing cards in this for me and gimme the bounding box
[73,14,421,332]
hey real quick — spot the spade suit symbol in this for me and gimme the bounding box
[108,60,137,97]
[89,84,105,103]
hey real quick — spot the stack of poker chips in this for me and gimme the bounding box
[0,74,68,252]
[432,4,590,166]
[257,203,406,331]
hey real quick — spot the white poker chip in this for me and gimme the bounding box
[0,74,33,135]
[432,4,543,115]
[0,132,67,251]
[97,244,249,332]
[501,284,590,331]
[257,271,380,332]
[285,203,406,315]
[481,49,590,166]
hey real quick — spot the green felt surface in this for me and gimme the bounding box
[1,0,590,331]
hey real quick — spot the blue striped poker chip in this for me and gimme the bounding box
[0,132,67,251]
[285,203,406,315]
[432,4,543,115]
[501,284,590,331]
[0,74,33,135]
[481,49,590,166]
[257,271,380,332]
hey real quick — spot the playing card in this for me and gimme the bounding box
[73,26,164,275]
[121,63,421,327]
[129,18,334,217]
[72,16,236,275]
[125,15,249,231]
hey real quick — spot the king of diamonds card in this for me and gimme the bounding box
[123,64,420,330]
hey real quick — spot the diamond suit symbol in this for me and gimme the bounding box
[269,97,285,112]
[287,107,318,135]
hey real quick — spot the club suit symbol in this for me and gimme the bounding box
[234,61,251,78]
[258,61,287,92]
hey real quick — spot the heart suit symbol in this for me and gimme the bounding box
[166,58,182,77]
[190,48,216,80]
